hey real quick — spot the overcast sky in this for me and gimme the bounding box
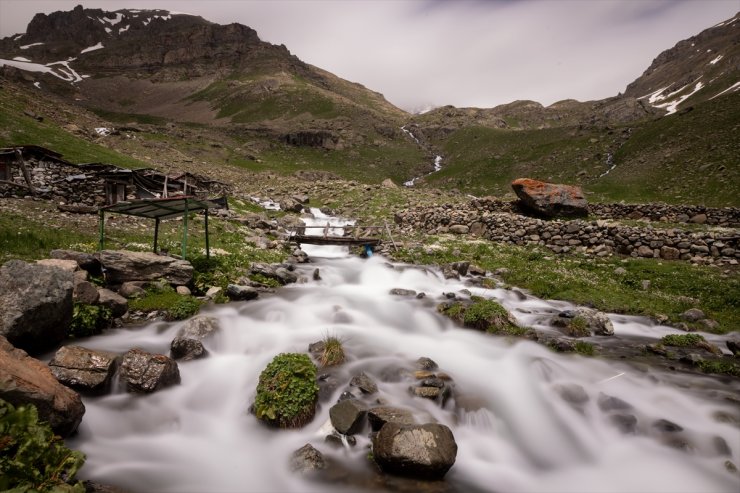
[0,0,737,111]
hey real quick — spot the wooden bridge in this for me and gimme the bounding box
[288,223,396,250]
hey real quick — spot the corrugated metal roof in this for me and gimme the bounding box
[100,196,219,220]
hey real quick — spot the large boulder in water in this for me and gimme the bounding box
[372,422,458,479]
[119,348,181,393]
[95,250,193,285]
[48,345,119,394]
[0,260,73,353]
[511,178,588,217]
[0,336,85,437]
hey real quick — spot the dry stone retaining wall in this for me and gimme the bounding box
[394,200,739,265]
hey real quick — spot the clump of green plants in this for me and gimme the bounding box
[697,360,740,377]
[253,353,319,428]
[464,298,520,334]
[563,316,591,338]
[68,303,112,338]
[660,333,706,347]
[128,283,201,320]
[318,335,345,367]
[574,341,597,356]
[169,296,202,321]
[438,298,526,337]
[0,399,85,492]
[248,273,281,288]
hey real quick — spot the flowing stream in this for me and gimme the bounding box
[67,211,740,493]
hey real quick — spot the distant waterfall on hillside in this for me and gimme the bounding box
[401,125,443,187]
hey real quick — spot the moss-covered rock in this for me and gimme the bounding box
[254,353,319,428]
[438,298,524,336]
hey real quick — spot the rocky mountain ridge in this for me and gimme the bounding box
[0,6,737,204]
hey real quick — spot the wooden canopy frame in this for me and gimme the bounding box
[98,196,220,259]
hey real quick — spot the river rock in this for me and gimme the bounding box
[415,357,438,370]
[680,308,705,322]
[597,393,633,411]
[74,280,100,304]
[97,288,129,317]
[368,406,416,431]
[95,250,193,285]
[119,348,181,393]
[178,316,220,339]
[48,345,118,394]
[170,337,207,361]
[0,336,85,437]
[0,259,73,353]
[290,444,326,473]
[119,281,147,298]
[35,258,79,272]
[511,178,588,217]
[372,422,458,479]
[50,249,102,275]
[226,284,259,301]
[390,288,417,296]
[552,307,614,337]
[349,371,378,394]
[329,398,368,435]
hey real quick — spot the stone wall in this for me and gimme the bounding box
[394,200,739,265]
[0,158,106,206]
[458,197,739,227]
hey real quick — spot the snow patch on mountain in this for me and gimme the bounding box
[710,81,740,100]
[20,42,43,50]
[80,42,104,54]
[708,55,723,65]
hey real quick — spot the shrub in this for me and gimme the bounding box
[254,353,319,428]
[68,303,112,338]
[0,399,85,492]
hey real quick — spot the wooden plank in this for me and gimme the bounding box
[291,235,382,246]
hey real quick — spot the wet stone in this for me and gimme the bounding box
[413,370,435,379]
[415,357,438,370]
[609,414,638,434]
[367,406,416,431]
[714,436,732,456]
[597,393,633,412]
[290,444,326,473]
[653,419,683,433]
[349,372,378,394]
[324,432,357,449]
[554,383,589,405]
[329,399,368,435]
[421,377,445,388]
[170,337,207,361]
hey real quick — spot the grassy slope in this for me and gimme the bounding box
[0,86,148,168]
[590,89,740,206]
[424,93,739,206]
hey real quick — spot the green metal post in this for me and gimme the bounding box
[204,209,210,261]
[98,210,105,250]
[182,201,189,259]
[153,217,160,253]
